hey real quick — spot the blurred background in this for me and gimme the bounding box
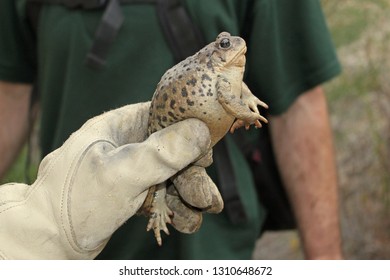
[2,0,390,259]
[255,0,390,259]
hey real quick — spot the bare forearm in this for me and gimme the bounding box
[269,87,342,259]
[0,81,33,179]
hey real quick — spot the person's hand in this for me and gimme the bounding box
[0,102,214,259]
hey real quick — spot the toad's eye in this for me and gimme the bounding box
[219,38,231,49]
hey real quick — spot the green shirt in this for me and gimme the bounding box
[0,0,341,259]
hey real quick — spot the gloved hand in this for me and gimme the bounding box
[0,102,213,260]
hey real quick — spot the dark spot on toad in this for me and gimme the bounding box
[179,107,186,113]
[157,121,166,129]
[168,111,178,120]
[162,116,167,122]
[201,74,212,81]
[172,88,177,94]
[181,88,188,97]
[162,93,168,101]
[187,99,194,106]
[186,77,197,86]
[170,99,176,109]
[156,103,165,110]
[207,60,213,70]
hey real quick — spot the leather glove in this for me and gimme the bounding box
[0,102,212,260]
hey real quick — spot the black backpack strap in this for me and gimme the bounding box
[86,0,157,68]
[155,0,204,63]
[214,140,248,224]
[86,0,158,68]
[27,0,147,69]
[85,0,124,69]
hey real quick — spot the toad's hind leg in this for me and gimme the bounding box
[145,182,173,246]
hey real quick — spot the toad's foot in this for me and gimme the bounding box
[217,79,268,131]
[241,82,268,112]
[145,183,173,246]
[229,116,267,133]
[229,83,268,132]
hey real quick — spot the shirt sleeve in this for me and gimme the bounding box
[245,0,341,115]
[0,0,36,83]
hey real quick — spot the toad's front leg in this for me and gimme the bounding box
[228,82,269,132]
[144,182,173,246]
[241,82,268,116]
[216,78,267,124]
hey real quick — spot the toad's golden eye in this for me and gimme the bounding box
[219,38,231,49]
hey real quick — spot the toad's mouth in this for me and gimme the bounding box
[230,46,247,66]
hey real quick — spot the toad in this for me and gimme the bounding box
[139,32,268,245]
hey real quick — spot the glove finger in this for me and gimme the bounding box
[193,149,213,168]
[204,177,224,214]
[172,165,213,209]
[83,102,151,145]
[172,165,224,212]
[166,185,202,234]
[98,118,211,195]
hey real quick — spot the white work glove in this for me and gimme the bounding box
[0,102,212,260]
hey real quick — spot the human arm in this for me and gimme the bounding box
[269,86,343,259]
[0,81,34,179]
[0,102,213,259]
